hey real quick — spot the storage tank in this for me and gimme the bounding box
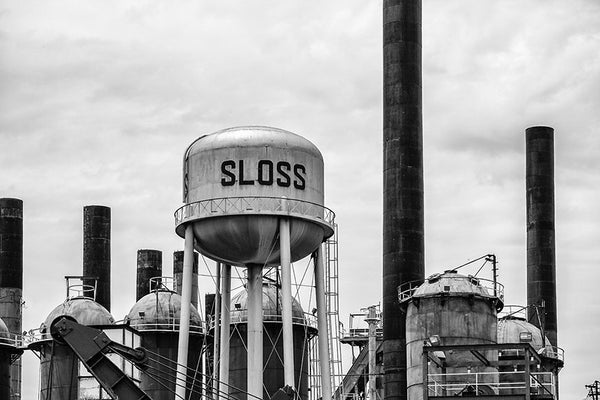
[126,279,204,400]
[497,307,563,395]
[30,295,115,400]
[402,271,503,399]
[175,126,334,265]
[227,282,315,400]
[0,317,19,400]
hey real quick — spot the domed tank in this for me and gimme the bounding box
[31,297,114,400]
[497,309,560,395]
[175,126,335,266]
[227,283,316,400]
[126,287,204,400]
[404,271,502,399]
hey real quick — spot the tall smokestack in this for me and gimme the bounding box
[136,249,162,301]
[83,205,111,311]
[0,198,23,399]
[383,1,424,399]
[526,126,557,347]
[173,250,198,309]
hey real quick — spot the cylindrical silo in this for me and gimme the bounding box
[0,198,23,400]
[382,1,425,398]
[173,250,198,309]
[525,126,558,348]
[137,249,162,301]
[30,296,115,400]
[126,286,204,400]
[83,205,111,311]
[227,282,315,400]
[403,271,502,399]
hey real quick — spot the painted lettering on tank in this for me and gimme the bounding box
[220,160,306,190]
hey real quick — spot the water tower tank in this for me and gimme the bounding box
[175,126,334,265]
[403,271,503,399]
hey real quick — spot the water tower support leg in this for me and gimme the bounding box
[315,245,333,400]
[247,264,264,399]
[213,262,222,398]
[219,264,232,400]
[279,217,295,388]
[175,224,195,399]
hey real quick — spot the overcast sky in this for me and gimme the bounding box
[1,1,599,399]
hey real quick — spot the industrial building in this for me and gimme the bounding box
[0,1,565,399]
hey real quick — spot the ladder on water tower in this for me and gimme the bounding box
[325,223,343,392]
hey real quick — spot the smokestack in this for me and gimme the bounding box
[383,1,424,399]
[173,250,198,309]
[83,205,111,311]
[526,126,557,347]
[136,249,162,301]
[0,198,23,399]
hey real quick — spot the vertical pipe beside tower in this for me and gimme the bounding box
[83,205,111,311]
[136,249,162,301]
[382,1,424,399]
[0,198,23,400]
[526,126,558,347]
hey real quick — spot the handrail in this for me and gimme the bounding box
[207,311,318,330]
[398,276,505,304]
[174,196,335,231]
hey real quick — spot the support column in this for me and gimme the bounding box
[213,262,222,398]
[219,264,232,400]
[315,246,332,400]
[175,225,195,399]
[279,217,295,388]
[366,306,380,400]
[247,264,263,399]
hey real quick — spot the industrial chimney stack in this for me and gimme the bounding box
[382,1,425,399]
[136,249,162,301]
[174,250,198,309]
[0,198,23,400]
[526,126,558,347]
[83,205,111,311]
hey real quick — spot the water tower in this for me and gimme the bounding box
[174,126,335,399]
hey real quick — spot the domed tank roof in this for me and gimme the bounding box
[412,271,496,299]
[497,317,552,353]
[42,297,114,332]
[0,317,9,336]
[186,126,323,160]
[230,283,309,326]
[126,290,203,333]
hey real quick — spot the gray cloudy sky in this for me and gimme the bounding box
[1,1,599,398]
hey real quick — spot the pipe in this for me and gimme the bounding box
[279,217,295,388]
[0,197,23,399]
[219,264,232,400]
[314,246,333,400]
[247,264,263,400]
[174,250,199,309]
[83,205,111,311]
[526,126,558,347]
[136,249,162,301]
[175,225,195,399]
[382,1,424,399]
[213,262,222,397]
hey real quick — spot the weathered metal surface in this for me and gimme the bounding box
[405,272,498,400]
[178,126,333,266]
[525,126,557,348]
[136,249,162,301]
[382,1,424,399]
[83,205,111,311]
[173,250,198,309]
[228,284,311,400]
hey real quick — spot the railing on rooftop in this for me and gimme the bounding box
[398,276,505,305]
[427,371,556,397]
